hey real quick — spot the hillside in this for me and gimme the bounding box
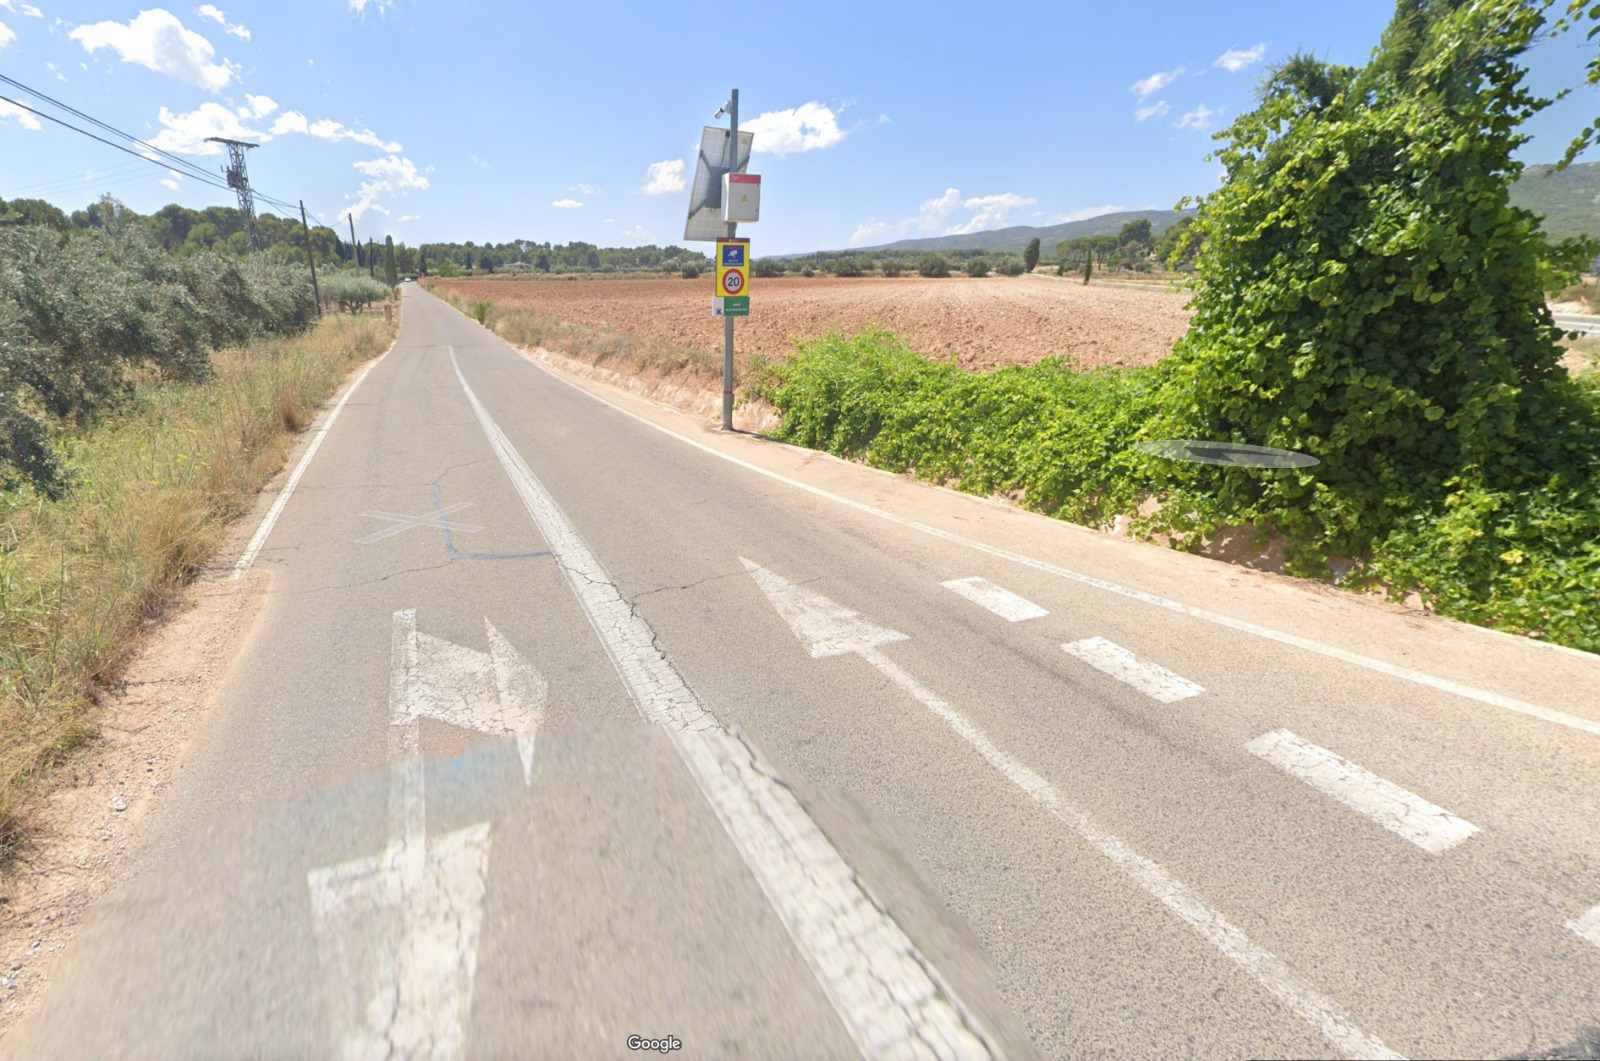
[849,209,1194,256]
[1508,161,1600,239]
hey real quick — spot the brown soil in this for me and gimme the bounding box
[434,274,1194,373]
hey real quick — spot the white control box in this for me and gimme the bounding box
[723,173,761,223]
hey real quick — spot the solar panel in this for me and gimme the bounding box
[684,126,754,242]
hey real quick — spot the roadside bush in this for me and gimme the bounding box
[681,264,700,279]
[0,225,316,495]
[319,272,390,314]
[753,258,787,278]
[882,260,903,278]
[965,258,991,278]
[802,266,815,278]
[917,254,949,278]
[996,256,1026,277]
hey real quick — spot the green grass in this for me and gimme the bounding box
[0,314,396,863]
[750,330,1600,655]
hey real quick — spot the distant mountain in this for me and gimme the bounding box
[841,209,1194,257]
[1509,161,1600,239]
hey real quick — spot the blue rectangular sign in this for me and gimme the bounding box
[721,243,745,267]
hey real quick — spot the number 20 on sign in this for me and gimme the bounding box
[713,238,750,317]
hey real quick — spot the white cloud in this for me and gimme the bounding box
[1135,100,1169,122]
[848,221,892,246]
[469,153,489,168]
[877,113,890,124]
[1051,204,1124,223]
[620,224,650,241]
[226,23,248,39]
[268,110,401,151]
[346,154,428,221]
[195,4,224,23]
[0,2,42,16]
[0,20,13,50]
[946,192,1037,235]
[573,183,597,195]
[1214,43,1267,73]
[643,158,685,196]
[551,198,583,209]
[348,0,394,14]
[149,101,266,153]
[160,168,183,191]
[1175,104,1218,131]
[1131,68,1182,99]
[70,9,235,92]
[244,93,276,117]
[917,187,961,231]
[849,186,988,246]
[398,214,419,222]
[0,97,41,130]
[743,101,846,156]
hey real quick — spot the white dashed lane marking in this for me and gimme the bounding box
[942,577,1049,622]
[1061,636,1205,704]
[1245,729,1480,854]
[1568,906,1600,949]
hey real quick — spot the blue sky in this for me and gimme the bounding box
[1,1,1597,255]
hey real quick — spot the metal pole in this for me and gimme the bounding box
[347,214,360,269]
[300,200,322,316]
[722,87,738,431]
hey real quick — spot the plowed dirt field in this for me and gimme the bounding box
[432,275,1194,372]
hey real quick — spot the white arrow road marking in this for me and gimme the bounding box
[941,578,1049,623]
[1061,636,1205,704]
[742,559,1402,1061]
[355,502,484,545]
[1244,730,1480,855]
[306,610,546,1061]
[450,348,999,1061]
[1569,906,1600,949]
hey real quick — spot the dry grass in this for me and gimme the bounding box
[0,314,396,864]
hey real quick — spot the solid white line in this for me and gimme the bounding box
[1568,906,1600,949]
[232,345,391,578]
[853,644,1401,1060]
[1061,636,1205,704]
[447,347,998,1061]
[942,577,1049,622]
[1244,730,1480,854]
[505,345,1600,736]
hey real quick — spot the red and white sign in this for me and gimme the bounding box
[723,172,761,223]
[721,269,744,295]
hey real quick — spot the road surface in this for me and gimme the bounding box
[5,284,1599,1060]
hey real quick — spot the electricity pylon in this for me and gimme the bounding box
[206,136,261,253]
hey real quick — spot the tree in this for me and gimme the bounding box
[1117,218,1153,249]
[536,250,551,272]
[964,258,991,278]
[917,253,949,278]
[384,235,398,287]
[419,247,429,276]
[1023,237,1041,273]
[1148,0,1597,573]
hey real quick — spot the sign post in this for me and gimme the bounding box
[720,90,739,430]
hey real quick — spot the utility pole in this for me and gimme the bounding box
[299,200,322,315]
[347,213,360,269]
[207,137,260,252]
[719,88,738,431]
[368,238,376,278]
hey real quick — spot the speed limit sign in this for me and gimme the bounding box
[715,238,750,315]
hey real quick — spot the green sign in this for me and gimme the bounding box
[714,295,749,317]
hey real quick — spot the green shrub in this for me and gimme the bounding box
[801,266,815,278]
[753,258,787,278]
[917,254,949,278]
[681,264,700,280]
[319,272,391,314]
[882,260,903,278]
[965,258,991,278]
[995,256,1025,277]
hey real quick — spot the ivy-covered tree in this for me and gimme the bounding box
[1146,0,1599,576]
[1023,237,1040,273]
[384,235,398,288]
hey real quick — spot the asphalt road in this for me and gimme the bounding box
[6,285,1600,1060]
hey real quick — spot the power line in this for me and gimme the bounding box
[0,75,305,219]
